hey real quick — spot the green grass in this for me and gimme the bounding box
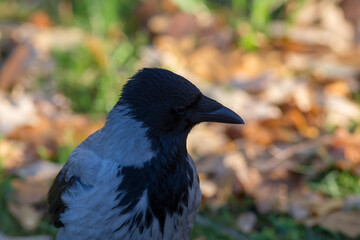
[192,222,235,240]
[52,41,134,114]
[308,169,360,198]
[1,0,145,115]
[200,0,305,50]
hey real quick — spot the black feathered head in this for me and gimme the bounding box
[119,68,244,135]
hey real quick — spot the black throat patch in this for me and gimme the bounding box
[113,148,194,234]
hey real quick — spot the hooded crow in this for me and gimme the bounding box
[48,68,244,240]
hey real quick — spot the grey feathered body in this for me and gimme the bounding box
[49,107,202,240]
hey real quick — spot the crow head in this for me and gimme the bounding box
[118,68,244,137]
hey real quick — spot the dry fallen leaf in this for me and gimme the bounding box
[199,179,218,198]
[0,44,34,90]
[275,0,355,53]
[312,198,344,217]
[223,152,262,195]
[324,81,351,97]
[31,27,85,52]
[8,202,42,231]
[330,129,360,170]
[319,1,354,49]
[30,11,52,28]
[149,13,198,38]
[309,210,360,238]
[7,114,103,158]
[260,77,298,105]
[187,44,228,81]
[239,122,273,146]
[11,177,51,205]
[187,125,229,156]
[208,88,282,121]
[0,94,38,135]
[325,95,360,127]
[293,82,315,112]
[0,140,27,169]
[232,53,265,79]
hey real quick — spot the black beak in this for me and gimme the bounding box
[192,95,244,124]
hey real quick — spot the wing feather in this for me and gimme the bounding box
[48,149,99,228]
[48,168,81,227]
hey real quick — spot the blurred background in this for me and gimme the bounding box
[0,0,360,239]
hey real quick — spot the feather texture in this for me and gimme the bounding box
[48,105,201,240]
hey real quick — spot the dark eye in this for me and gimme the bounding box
[175,106,186,114]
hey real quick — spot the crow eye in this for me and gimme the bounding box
[175,106,186,114]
